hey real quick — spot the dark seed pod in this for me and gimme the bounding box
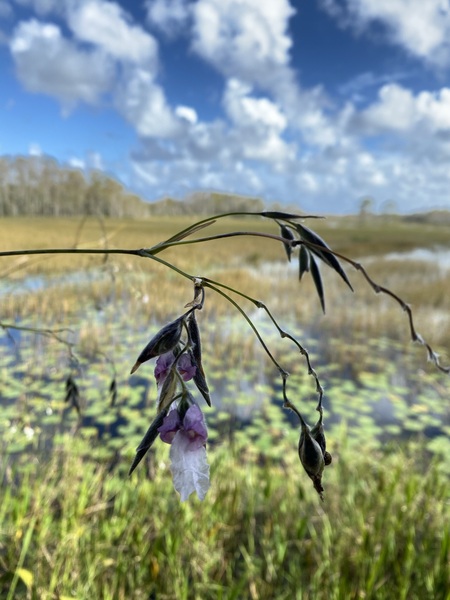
[65,376,80,415]
[130,315,185,374]
[109,378,117,407]
[128,407,169,476]
[298,245,310,281]
[187,312,211,406]
[191,356,211,406]
[279,224,295,262]
[310,411,332,467]
[295,223,353,291]
[309,254,325,314]
[188,313,204,376]
[298,416,325,500]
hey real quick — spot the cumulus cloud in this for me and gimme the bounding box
[191,0,295,88]
[10,19,114,108]
[68,1,158,66]
[145,0,190,37]
[223,79,295,163]
[355,83,450,135]
[320,0,450,68]
[115,68,181,138]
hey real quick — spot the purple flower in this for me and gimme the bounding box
[177,353,197,382]
[158,405,208,450]
[158,404,210,501]
[181,405,208,449]
[154,351,196,386]
[158,408,181,443]
[154,352,175,386]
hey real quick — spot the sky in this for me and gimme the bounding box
[1,0,450,213]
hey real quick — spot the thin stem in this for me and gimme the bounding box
[149,230,293,254]
[294,238,450,374]
[203,281,288,378]
[201,276,324,409]
[0,248,146,259]
[282,377,305,425]
[152,210,321,249]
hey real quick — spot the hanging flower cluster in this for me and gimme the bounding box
[129,284,212,501]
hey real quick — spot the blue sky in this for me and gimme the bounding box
[1,0,450,213]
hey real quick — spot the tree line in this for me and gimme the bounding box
[0,155,269,218]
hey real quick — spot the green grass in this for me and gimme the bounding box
[1,434,449,600]
[1,214,450,599]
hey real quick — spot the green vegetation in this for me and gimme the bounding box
[0,214,449,599]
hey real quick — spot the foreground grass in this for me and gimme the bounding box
[1,434,449,600]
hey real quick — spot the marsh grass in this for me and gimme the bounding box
[1,434,449,600]
[1,215,450,599]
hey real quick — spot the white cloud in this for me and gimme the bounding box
[321,0,450,67]
[68,1,158,66]
[175,105,198,124]
[223,79,294,163]
[145,0,190,36]
[115,68,181,138]
[10,19,114,108]
[191,0,295,88]
[357,83,450,134]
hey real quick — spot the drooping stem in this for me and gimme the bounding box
[203,281,288,379]
[201,276,324,409]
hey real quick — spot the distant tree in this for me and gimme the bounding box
[358,196,375,222]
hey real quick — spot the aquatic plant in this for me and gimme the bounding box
[0,210,448,501]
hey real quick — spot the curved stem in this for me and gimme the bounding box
[203,281,288,378]
[201,276,324,409]
[150,230,293,254]
[294,239,450,375]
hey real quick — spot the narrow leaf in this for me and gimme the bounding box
[309,253,325,313]
[296,223,353,291]
[128,408,168,476]
[298,244,310,280]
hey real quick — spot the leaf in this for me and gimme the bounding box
[279,224,295,262]
[16,568,33,590]
[128,408,169,476]
[295,223,353,291]
[298,244,310,280]
[309,253,325,313]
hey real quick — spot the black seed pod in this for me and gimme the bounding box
[298,415,325,500]
[310,411,332,467]
[130,315,185,374]
[279,224,295,262]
